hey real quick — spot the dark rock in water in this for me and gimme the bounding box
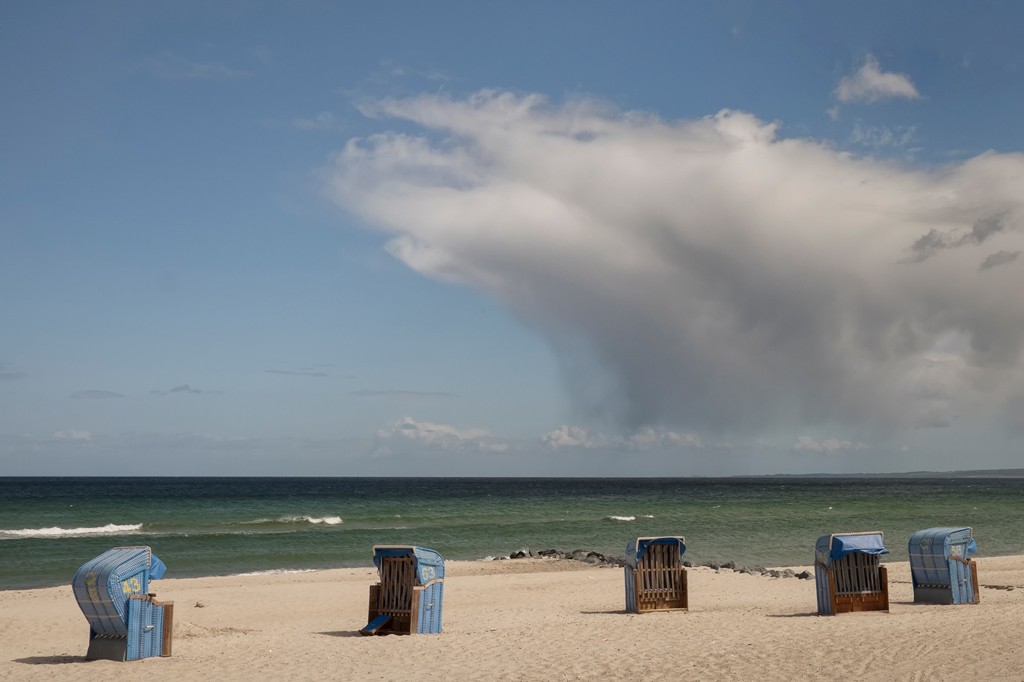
[537,549,559,557]
[753,566,767,574]
[703,561,721,570]
[733,565,748,573]
[510,551,527,559]
[781,569,796,579]
[721,561,736,570]
[795,570,813,580]
[768,570,781,578]
[584,556,603,565]
[586,551,606,560]
[682,561,692,568]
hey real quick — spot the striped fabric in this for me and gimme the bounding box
[72,547,151,636]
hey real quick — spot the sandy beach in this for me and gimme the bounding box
[2,556,1023,681]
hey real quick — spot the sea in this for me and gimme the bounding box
[2,477,1023,591]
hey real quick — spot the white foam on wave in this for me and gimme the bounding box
[234,568,319,577]
[641,514,655,518]
[240,516,343,526]
[606,515,636,521]
[0,523,143,539]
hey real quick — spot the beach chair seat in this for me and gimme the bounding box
[814,532,889,615]
[624,537,688,613]
[72,546,173,661]
[363,546,444,635]
[909,527,979,605]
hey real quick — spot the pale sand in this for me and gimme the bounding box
[2,556,1024,681]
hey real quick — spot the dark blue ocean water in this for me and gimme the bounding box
[2,477,1023,590]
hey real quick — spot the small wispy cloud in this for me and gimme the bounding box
[850,122,917,149]
[836,55,921,103]
[151,384,218,395]
[0,363,26,381]
[793,436,869,453]
[541,426,703,451]
[71,390,126,400]
[292,111,345,131]
[904,212,1010,264]
[372,417,507,455]
[265,369,328,378]
[980,250,1021,271]
[139,52,252,81]
[53,430,91,441]
[352,389,458,400]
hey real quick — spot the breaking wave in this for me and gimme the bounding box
[234,568,319,576]
[0,523,143,539]
[240,516,342,526]
[606,516,636,521]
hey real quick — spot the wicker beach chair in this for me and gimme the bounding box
[814,532,889,615]
[361,546,444,635]
[72,546,173,661]
[909,527,979,605]
[624,537,688,613]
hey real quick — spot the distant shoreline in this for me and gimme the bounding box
[2,469,1024,479]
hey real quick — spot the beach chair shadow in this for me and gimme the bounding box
[14,655,89,665]
[317,631,364,638]
[579,609,631,615]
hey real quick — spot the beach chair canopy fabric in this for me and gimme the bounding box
[625,537,686,570]
[909,527,977,585]
[815,532,888,568]
[72,546,164,636]
[373,545,445,583]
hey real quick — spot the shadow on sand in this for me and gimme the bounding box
[15,655,90,665]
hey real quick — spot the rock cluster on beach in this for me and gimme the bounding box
[497,550,818,577]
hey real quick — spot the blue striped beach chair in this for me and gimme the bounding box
[361,546,444,635]
[814,532,889,615]
[909,527,980,605]
[72,546,173,661]
[624,537,688,613]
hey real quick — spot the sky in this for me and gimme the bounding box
[2,1,1023,476]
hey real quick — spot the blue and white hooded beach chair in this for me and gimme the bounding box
[909,527,979,605]
[814,532,889,615]
[624,537,688,613]
[72,546,173,661]
[361,545,444,635]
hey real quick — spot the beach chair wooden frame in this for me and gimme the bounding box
[363,546,444,635]
[814,532,889,615]
[625,538,688,614]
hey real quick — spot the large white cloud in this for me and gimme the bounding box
[327,91,1024,433]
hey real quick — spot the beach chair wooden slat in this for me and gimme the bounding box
[625,537,687,613]
[815,532,889,614]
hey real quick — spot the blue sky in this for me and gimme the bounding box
[2,1,1023,476]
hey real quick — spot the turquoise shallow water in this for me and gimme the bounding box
[2,477,1023,590]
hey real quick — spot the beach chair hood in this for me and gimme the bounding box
[909,527,976,584]
[625,537,686,570]
[72,546,164,636]
[815,532,888,568]
[372,545,445,583]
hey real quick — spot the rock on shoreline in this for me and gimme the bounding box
[495,550,824,578]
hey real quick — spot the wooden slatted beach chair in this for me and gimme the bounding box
[362,546,444,635]
[909,527,980,605]
[814,532,889,615]
[624,537,688,613]
[72,546,173,661]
